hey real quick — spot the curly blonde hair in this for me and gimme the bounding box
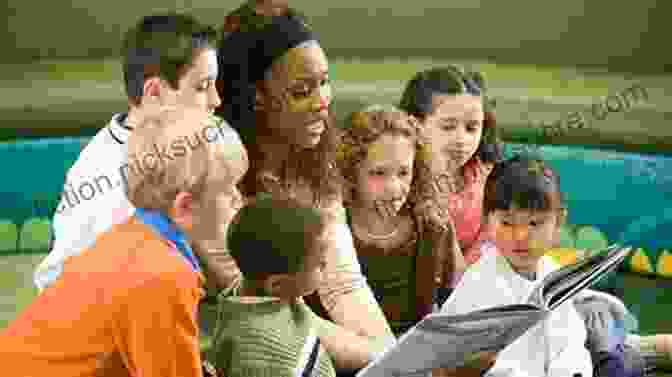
[336,105,435,214]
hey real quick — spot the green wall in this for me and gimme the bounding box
[2,0,670,73]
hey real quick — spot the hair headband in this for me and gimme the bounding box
[221,12,315,84]
[462,75,481,96]
[217,11,315,129]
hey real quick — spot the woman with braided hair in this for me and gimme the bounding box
[205,1,396,374]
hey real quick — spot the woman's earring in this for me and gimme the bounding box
[253,91,264,111]
[271,97,285,112]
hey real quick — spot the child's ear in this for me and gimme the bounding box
[254,86,265,111]
[143,77,162,100]
[482,212,497,230]
[551,208,568,248]
[557,208,568,226]
[256,82,286,112]
[478,213,498,242]
[263,273,289,296]
[171,191,195,231]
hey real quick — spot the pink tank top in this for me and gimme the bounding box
[442,158,489,264]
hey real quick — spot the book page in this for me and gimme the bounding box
[356,306,544,377]
[526,245,631,311]
[545,245,630,310]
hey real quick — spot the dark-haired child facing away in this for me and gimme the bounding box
[209,195,377,377]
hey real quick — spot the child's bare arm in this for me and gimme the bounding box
[413,197,466,295]
[316,202,396,350]
[313,312,387,371]
[439,213,466,290]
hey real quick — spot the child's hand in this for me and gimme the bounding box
[373,199,397,219]
[202,360,219,377]
[414,198,452,233]
[433,351,498,377]
[464,350,499,372]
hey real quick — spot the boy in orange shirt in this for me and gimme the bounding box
[0,107,248,377]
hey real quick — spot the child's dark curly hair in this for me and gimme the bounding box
[336,105,436,215]
[399,65,502,165]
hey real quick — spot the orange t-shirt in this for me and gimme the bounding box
[0,217,204,377]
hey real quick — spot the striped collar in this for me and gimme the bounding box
[107,113,133,145]
[134,208,203,274]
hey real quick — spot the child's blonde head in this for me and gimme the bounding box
[124,106,247,213]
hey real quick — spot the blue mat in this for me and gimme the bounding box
[0,137,671,277]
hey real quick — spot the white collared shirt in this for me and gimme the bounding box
[34,114,135,291]
[34,113,245,291]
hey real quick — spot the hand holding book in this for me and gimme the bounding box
[356,245,632,377]
[433,351,500,377]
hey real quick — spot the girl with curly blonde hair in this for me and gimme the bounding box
[336,105,464,336]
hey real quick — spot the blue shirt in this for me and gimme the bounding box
[134,208,202,274]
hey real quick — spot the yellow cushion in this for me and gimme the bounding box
[630,248,655,275]
[0,220,19,253]
[656,250,672,278]
[19,217,51,252]
[545,247,587,267]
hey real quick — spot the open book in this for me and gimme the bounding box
[356,244,633,377]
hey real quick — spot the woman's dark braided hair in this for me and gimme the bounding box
[215,1,340,205]
[220,1,308,36]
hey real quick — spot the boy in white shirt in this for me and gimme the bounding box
[34,13,225,291]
